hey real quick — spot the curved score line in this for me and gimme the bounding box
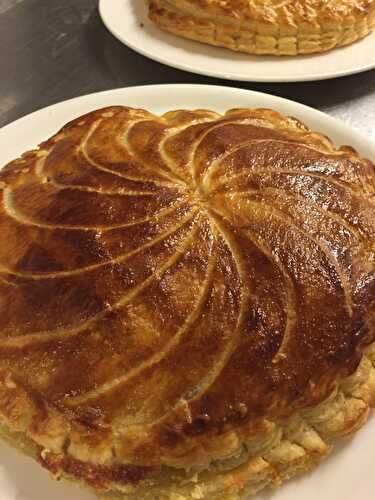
[51,183,156,197]
[121,120,187,187]
[233,195,354,316]
[242,229,298,362]
[2,187,190,232]
[100,215,249,429]
[0,219,202,349]
[0,276,18,288]
[202,138,343,190]
[81,119,178,188]
[66,234,217,406]
[35,156,157,197]
[178,211,251,404]
[157,117,219,185]
[0,207,199,280]
[233,187,366,243]
[214,168,373,204]
[186,118,275,183]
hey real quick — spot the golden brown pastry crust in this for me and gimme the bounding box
[147,0,375,55]
[0,106,374,499]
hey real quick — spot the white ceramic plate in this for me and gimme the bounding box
[99,0,375,82]
[0,84,374,500]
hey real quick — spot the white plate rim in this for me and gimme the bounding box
[98,0,375,83]
[0,84,375,500]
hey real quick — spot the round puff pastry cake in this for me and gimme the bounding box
[0,106,374,500]
[146,0,375,55]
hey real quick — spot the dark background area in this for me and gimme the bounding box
[1,0,374,139]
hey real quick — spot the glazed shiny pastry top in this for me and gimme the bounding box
[169,0,375,24]
[0,106,374,480]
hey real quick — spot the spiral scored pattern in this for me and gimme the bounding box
[0,106,374,477]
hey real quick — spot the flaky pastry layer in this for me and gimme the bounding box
[147,0,375,55]
[1,341,375,499]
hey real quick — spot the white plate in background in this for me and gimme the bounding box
[0,84,374,500]
[99,0,375,82]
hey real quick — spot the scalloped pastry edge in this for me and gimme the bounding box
[0,341,374,499]
[147,0,375,55]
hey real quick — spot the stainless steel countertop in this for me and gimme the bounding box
[1,0,375,141]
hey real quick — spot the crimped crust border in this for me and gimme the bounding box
[106,341,375,498]
[0,341,374,499]
[147,0,375,55]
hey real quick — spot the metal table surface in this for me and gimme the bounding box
[1,0,375,140]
